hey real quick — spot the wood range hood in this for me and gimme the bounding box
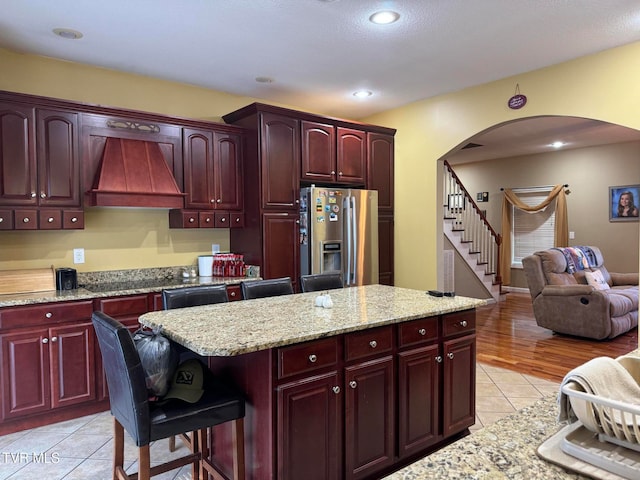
[87,137,185,208]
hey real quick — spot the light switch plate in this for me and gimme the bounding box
[73,248,85,264]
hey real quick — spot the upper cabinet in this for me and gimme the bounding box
[182,128,243,211]
[367,133,394,213]
[0,102,35,207]
[301,121,366,185]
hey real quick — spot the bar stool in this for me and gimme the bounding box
[300,273,343,292]
[240,276,294,299]
[92,312,245,480]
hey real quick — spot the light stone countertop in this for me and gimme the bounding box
[138,284,486,356]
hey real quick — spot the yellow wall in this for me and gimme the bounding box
[2,43,640,281]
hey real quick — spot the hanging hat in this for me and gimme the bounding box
[162,359,205,403]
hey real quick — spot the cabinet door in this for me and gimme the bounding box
[49,322,96,409]
[337,128,366,185]
[260,113,300,209]
[442,334,476,437]
[301,120,335,183]
[36,109,80,207]
[262,212,299,290]
[0,102,36,206]
[397,344,441,458]
[378,214,394,286]
[183,127,215,209]
[367,133,394,212]
[277,372,342,480]
[214,131,243,211]
[1,328,50,419]
[344,356,395,480]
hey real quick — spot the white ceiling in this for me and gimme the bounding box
[2,0,640,120]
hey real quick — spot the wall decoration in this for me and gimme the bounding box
[609,185,640,222]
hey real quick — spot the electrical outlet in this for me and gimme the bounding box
[73,248,85,264]
[569,231,575,240]
[212,244,220,254]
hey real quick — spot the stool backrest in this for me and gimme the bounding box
[162,284,229,310]
[92,311,151,445]
[300,273,343,292]
[241,277,294,300]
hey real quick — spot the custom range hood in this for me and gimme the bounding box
[87,138,185,208]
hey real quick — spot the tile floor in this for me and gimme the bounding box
[0,363,560,480]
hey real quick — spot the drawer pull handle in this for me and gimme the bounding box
[210,199,215,203]
[435,355,443,363]
[23,217,30,223]
[205,218,211,223]
[349,381,357,389]
[31,192,36,198]
[332,386,340,394]
[45,312,52,319]
[47,217,54,223]
[189,217,196,223]
[40,192,46,198]
[308,354,317,363]
[460,320,468,327]
[447,352,454,360]
[50,336,58,343]
[42,338,49,344]
[369,340,377,348]
[71,217,78,223]
[235,217,240,222]
[216,199,221,203]
[230,291,236,297]
[418,328,426,336]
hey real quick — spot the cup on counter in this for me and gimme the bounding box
[198,255,214,277]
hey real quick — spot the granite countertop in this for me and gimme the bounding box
[139,284,486,356]
[0,266,249,308]
[385,394,586,480]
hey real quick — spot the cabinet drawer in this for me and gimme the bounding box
[0,209,13,230]
[226,284,242,301]
[95,294,149,317]
[278,337,339,380]
[442,310,475,338]
[199,211,215,228]
[0,300,93,330]
[345,325,393,363]
[214,212,230,228]
[230,212,244,228]
[38,210,62,229]
[62,210,84,229]
[14,209,38,230]
[398,317,438,348]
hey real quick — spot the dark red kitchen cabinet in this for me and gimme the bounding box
[336,127,366,185]
[367,132,394,213]
[36,109,80,207]
[262,212,300,290]
[378,214,394,286]
[277,371,343,480]
[260,113,300,209]
[442,333,476,437]
[0,102,35,206]
[301,120,335,183]
[344,356,395,480]
[215,131,243,211]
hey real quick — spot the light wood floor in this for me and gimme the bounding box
[475,292,639,383]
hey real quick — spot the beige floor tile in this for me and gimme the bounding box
[3,456,82,480]
[475,369,492,383]
[46,433,110,459]
[475,396,515,413]
[497,383,542,398]
[486,371,531,385]
[475,382,502,397]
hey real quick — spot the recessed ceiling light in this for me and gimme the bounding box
[369,11,400,25]
[550,141,565,148]
[255,76,274,84]
[353,90,373,98]
[52,28,83,40]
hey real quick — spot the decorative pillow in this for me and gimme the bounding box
[584,270,609,290]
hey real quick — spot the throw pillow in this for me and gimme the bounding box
[584,270,609,290]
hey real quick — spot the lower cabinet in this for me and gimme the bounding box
[274,310,476,479]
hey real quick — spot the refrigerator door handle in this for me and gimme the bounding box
[344,196,352,285]
[350,195,357,285]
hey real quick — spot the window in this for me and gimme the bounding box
[511,189,555,267]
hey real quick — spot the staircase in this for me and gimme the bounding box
[443,160,503,302]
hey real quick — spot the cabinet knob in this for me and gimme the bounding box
[418,328,426,336]
[332,386,340,394]
[40,192,46,198]
[295,199,300,204]
[235,217,240,223]
[71,217,78,223]
[349,381,357,389]
[205,218,211,223]
[221,217,226,222]
[23,217,30,223]
[447,352,454,360]
[296,220,300,224]
[230,291,236,297]
[216,199,221,203]
[435,356,443,363]
[189,217,196,223]
[308,354,317,363]
[47,217,54,223]
[31,192,36,198]
[369,340,377,348]
[42,338,49,344]
[460,320,468,327]
[50,336,58,343]
[331,170,336,175]
[0,218,3,223]
[338,171,343,176]
[45,312,52,319]
[210,199,215,203]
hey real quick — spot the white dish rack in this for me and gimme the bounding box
[561,381,640,479]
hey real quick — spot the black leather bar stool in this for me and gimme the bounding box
[299,273,343,292]
[92,312,246,480]
[240,276,294,299]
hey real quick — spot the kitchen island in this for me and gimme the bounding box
[139,284,486,480]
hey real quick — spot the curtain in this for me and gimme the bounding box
[500,184,568,285]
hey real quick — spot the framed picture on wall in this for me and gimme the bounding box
[609,185,640,222]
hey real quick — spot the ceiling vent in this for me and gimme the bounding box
[87,138,185,208]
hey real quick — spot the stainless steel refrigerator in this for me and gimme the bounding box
[300,186,378,286]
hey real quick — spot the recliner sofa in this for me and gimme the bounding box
[522,246,638,340]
